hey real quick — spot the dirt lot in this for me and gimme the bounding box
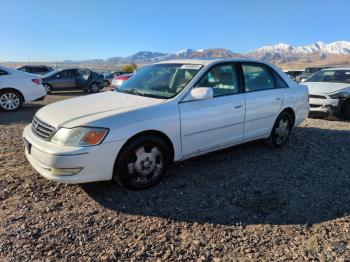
[1,91,350,261]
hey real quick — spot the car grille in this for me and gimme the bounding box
[309,94,327,99]
[31,116,56,140]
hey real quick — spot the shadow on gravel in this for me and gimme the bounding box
[0,103,43,125]
[84,126,350,226]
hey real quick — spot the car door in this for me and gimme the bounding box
[241,63,283,139]
[179,63,245,156]
[76,69,90,90]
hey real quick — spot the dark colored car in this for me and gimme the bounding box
[296,67,332,82]
[102,71,127,86]
[284,70,304,81]
[42,68,104,93]
[17,65,53,76]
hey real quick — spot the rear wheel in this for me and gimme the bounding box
[43,84,52,94]
[267,111,293,147]
[89,83,100,93]
[114,136,170,190]
[0,90,23,112]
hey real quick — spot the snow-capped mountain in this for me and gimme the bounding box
[60,41,350,66]
[248,41,350,63]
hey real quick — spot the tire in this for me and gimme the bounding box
[43,84,52,94]
[103,80,110,87]
[114,135,171,190]
[266,111,293,147]
[89,83,100,93]
[341,99,350,120]
[0,90,23,112]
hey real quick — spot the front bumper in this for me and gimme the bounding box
[23,125,124,184]
[309,96,340,115]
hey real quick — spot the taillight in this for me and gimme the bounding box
[32,79,42,85]
[115,75,130,81]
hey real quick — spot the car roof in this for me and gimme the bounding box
[156,58,269,66]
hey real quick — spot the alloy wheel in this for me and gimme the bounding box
[90,83,99,93]
[0,92,20,111]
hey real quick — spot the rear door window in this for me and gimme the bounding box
[242,63,275,92]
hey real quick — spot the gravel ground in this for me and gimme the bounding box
[1,91,350,261]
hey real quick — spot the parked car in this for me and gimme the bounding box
[0,65,46,111]
[41,68,104,93]
[103,71,127,86]
[284,70,304,81]
[17,65,53,76]
[111,73,133,88]
[304,68,350,119]
[296,67,331,82]
[23,59,309,190]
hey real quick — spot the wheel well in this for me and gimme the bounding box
[116,130,175,165]
[0,88,25,102]
[281,107,295,126]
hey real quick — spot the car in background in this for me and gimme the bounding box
[284,70,304,81]
[0,65,46,111]
[17,65,53,76]
[304,68,350,119]
[111,73,133,88]
[103,71,127,86]
[296,67,331,82]
[41,68,104,93]
[23,59,309,190]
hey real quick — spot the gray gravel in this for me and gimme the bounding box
[1,91,350,261]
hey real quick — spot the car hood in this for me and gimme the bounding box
[303,82,350,95]
[35,91,165,128]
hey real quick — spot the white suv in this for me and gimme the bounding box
[0,65,46,111]
[23,59,309,190]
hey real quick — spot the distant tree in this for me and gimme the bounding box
[121,63,138,73]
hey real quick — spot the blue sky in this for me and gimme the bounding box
[1,0,350,61]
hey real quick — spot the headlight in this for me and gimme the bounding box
[329,87,350,99]
[51,127,109,146]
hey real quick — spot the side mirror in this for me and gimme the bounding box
[184,87,213,101]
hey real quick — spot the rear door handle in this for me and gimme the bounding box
[234,104,243,109]
[276,97,281,101]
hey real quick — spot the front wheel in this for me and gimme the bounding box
[0,90,23,112]
[114,136,170,190]
[267,111,293,147]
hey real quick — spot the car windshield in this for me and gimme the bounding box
[43,70,59,78]
[306,70,350,84]
[117,63,202,99]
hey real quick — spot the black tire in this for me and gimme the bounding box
[341,99,350,120]
[89,82,100,93]
[114,135,171,190]
[103,80,110,87]
[0,90,23,112]
[266,111,293,147]
[43,84,52,94]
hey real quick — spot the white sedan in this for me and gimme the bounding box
[0,65,46,111]
[23,59,309,190]
[304,68,350,119]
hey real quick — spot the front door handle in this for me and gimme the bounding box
[234,104,243,109]
[276,97,282,101]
